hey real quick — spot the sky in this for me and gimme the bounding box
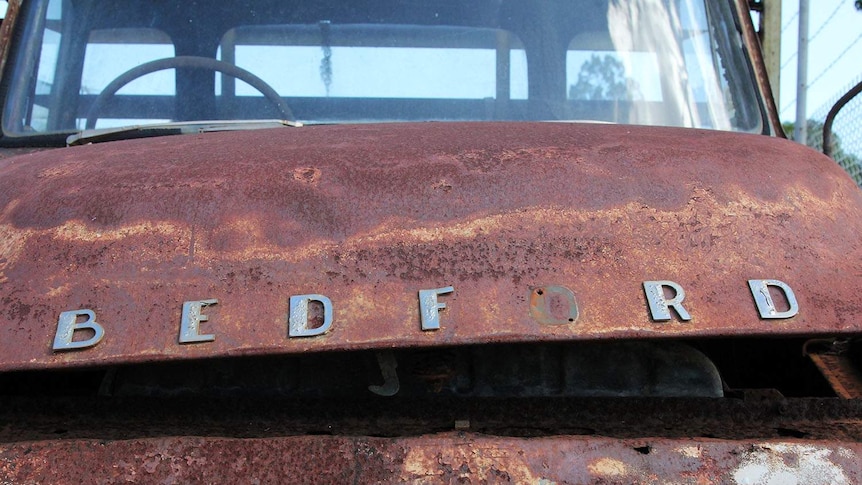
[778,0,862,122]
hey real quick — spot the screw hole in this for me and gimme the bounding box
[536,289,543,295]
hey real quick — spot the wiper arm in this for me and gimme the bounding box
[66,119,303,146]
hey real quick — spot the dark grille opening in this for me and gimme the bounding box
[1,339,862,442]
[0,339,843,399]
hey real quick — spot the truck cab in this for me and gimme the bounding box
[0,0,860,482]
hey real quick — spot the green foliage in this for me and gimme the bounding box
[785,119,862,187]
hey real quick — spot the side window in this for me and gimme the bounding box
[26,0,63,132]
[677,0,733,131]
[80,28,175,129]
[564,0,750,130]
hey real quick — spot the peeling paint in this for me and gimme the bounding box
[0,123,861,370]
[588,457,630,477]
[732,444,852,485]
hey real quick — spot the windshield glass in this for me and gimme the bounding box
[2,0,763,136]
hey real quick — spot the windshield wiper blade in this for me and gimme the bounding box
[66,119,303,146]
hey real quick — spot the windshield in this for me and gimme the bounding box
[2,0,764,137]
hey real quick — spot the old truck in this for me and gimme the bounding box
[0,0,860,482]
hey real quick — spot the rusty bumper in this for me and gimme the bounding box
[2,434,861,483]
[0,395,860,482]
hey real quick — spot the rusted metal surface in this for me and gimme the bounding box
[0,147,51,160]
[2,395,862,481]
[0,0,21,91]
[3,395,862,442]
[529,285,580,325]
[1,433,861,483]
[804,339,862,399]
[809,353,862,399]
[737,0,783,136]
[1,123,862,370]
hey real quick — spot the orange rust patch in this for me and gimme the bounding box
[292,167,322,185]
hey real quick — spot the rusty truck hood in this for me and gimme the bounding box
[1,122,861,370]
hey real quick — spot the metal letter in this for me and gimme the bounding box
[289,294,333,337]
[53,309,105,351]
[748,279,799,319]
[419,286,454,330]
[643,281,691,321]
[179,299,218,344]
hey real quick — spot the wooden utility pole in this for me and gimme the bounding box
[759,0,782,109]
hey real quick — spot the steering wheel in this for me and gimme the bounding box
[85,56,294,129]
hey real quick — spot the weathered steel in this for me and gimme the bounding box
[3,395,862,483]
[529,285,580,325]
[0,0,21,91]
[1,433,861,483]
[809,352,862,399]
[3,396,862,441]
[0,2,856,483]
[737,0,784,136]
[1,123,862,370]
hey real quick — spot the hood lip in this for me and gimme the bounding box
[0,120,858,372]
[1,119,772,150]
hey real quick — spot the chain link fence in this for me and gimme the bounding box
[786,74,862,187]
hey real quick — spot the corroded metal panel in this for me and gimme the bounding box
[1,123,861,369]
[1,434,860,483]
[0,0,22,90]
[736,0,783,135]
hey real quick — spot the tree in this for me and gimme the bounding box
[784,120,862,187]
[569,55,630,101]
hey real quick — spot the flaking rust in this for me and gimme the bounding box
[0,435,860,483]
[1,123,862,370]
[0,0,860,482]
